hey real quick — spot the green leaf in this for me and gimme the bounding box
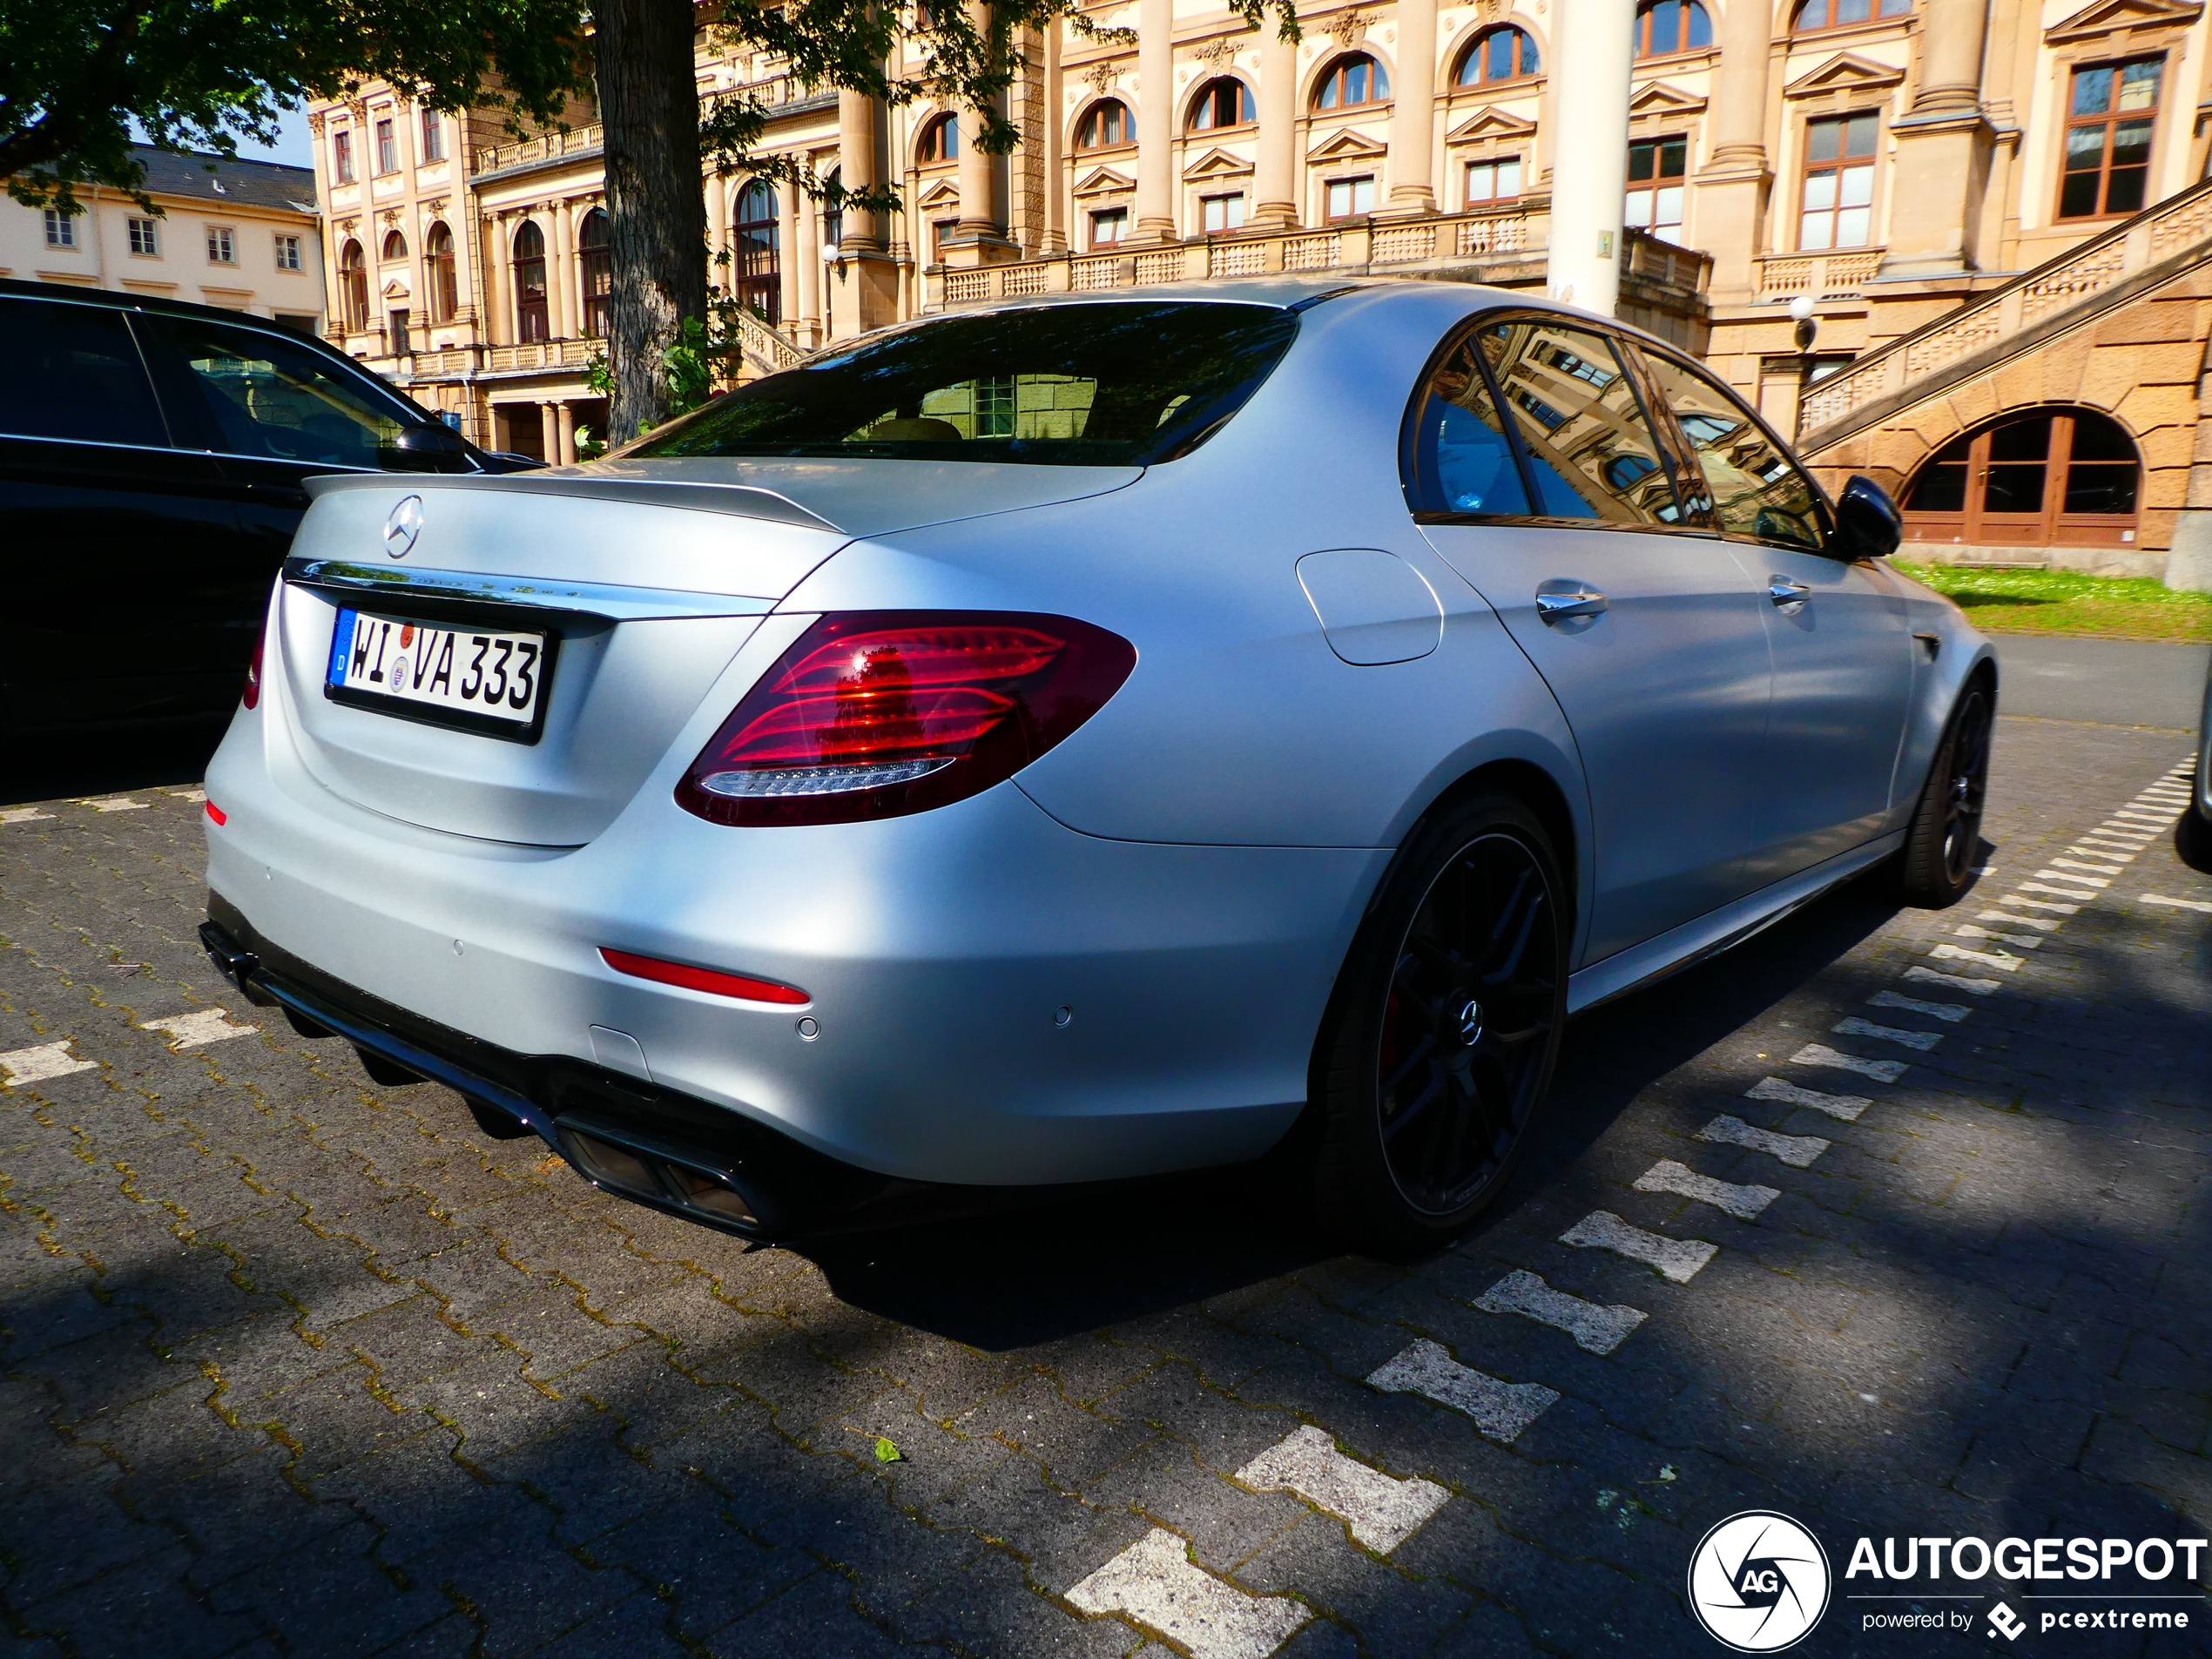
[873,1436,901,1464]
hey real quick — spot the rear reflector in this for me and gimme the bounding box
[599,947,808,1005]
[205,800,228,826]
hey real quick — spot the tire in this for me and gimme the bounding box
[1312,790,1569,1257]
[2176,803,2212,876]
[1897,680,1994,908]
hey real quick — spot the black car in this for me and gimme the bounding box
[0,279,536,734]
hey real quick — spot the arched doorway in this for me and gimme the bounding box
[1903,408,2141,550]
[732,179,780,322]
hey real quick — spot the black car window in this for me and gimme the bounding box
[0,299,167,448]
[156,315,413,469]
[629,301,1300,467]
[1639,350,1827,550]
[1404,335,1533,516]
[1477,319,1683,526]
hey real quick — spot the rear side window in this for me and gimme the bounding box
[631,301,1300,467]
[1478,319,1683,526]
[1405,337,1533,516]
[0,299,167,448]
[155,315,412,469]
[1639,351,1826,550]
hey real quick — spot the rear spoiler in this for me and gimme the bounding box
[301,470,840,533]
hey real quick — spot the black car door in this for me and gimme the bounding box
[0,293,245,732]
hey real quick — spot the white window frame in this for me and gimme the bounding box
[1200,191,1247,234]
[1324,175,1376,220]
[128,217,160,257]
[44,207,78,248]
[274,233,303,272]
[206,226,237,265]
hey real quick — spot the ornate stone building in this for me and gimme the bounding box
[308,0,2212,579]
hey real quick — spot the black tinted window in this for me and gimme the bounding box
[1406,337,1531,516]
[1641,351,1825,550]
[631,302,1299,466]
[158,316,414,469]
[0,299,167,448]
[1480,319,1683,525]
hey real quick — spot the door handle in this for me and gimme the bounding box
[1535,588,1608,622]
[1768,578,1811,607]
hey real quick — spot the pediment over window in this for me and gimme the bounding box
[1782,51,1907,98]
[1446,104,1537,144]
[1305,127,1388,164]
[381,276,413,300]
[1182,145,1255,181]
[1073,165,1136,198]
[1628,78,1709,117]
[2045,0,2200,39]
[916,177,962,211]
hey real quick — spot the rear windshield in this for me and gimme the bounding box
[628,301,1298,467]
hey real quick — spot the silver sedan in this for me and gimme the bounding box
[198,280,1995,1254]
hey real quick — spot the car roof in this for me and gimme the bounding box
[0,275,330,339]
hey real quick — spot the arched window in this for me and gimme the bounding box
[1792,0,1911,30]
[1633,0,1712,57]
[513,220,548,343]
[381,228,408,262]
[1314,53,1389,111]
[338,239,368,333]
[578,208,610,337]
[1076,98,1131,149]
[1903,408,2141,547]
[425,221,457,323]
[1456,26,1541,84]
[733,179,780,323]
[918,113,960,164]
[1188,78,1256,132]
[822,165,845,251]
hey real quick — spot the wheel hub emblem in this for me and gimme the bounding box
[1457,999,1484,1046]
[383,495,423,559]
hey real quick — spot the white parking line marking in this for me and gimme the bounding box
[1633,1159,1780,1220]
[1952,925,2043,950]
[1065,1528,1312,1659]
[169,789,207,803]
[1789,1042,1910,1082]
[2108,813,2175,827]
[138,1008,259,1050]
[1367,1339,1561,1442]
[2048,858,2125,877]
[1749,1075,1871,1119]
[1697,1114,1830,1168]
[1473,1268,1647,1354]
[77,797,148,813]
[1236,1426,1450,1553]
[0,1042,99,1086]
[1995,894,2080,914]
[1831,1016,1946,1050]
[1560,1211,1718,1283]
[2032,868,2109,888]
[2066,844,2135,861]
[1973,910,2059,932]
[1901,965,2000,995]
[2141,893,2212,914]
[1,808,54,826]
[2015,881,2098,903]
[1928,943,2024,972]
[2095,825,2155,839]
[1867,990,1973,1021]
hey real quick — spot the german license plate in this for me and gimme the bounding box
[326,608,551,739]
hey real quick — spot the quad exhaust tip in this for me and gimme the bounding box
[556,1116,776,1236]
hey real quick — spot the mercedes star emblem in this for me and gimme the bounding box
[384,495,424,559]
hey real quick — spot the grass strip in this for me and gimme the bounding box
[1896,560,2212,642]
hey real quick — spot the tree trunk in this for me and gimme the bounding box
[594,0,708,443]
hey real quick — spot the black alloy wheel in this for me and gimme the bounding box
[1898,682,1993,907]
[1313,792,1568,1255]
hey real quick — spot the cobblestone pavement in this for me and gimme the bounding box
[2,713,2206,1658]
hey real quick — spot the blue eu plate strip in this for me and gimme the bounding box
[327,609,358,687]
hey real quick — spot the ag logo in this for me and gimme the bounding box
[1687,1510,1831,1651]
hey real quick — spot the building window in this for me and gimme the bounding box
[733,179,780,323]
[1089,207,1128,247]
[1314,53,1389,111]
[1625,135,1687,243]
[419,106,444,162]
[206,226,236,264]
[1188,78,1255,132]
[1466,156,1523,206]
[1455,25,1541,84]
[339,239,368,331]
[1201,192,1246,233]
[274,233,302,271]
[1791,0,1911,28]
[1076,99,1131,150]
[1799,111,1877,248]
[44,208,77,248]
[381,228,408,262]
[389,308,411,355]
[334,130,354,184]
[426,221,459,323]
[1904,408,2141,546]
[918,113,960,164]
[931,217,959,262]
[513,220,549,342]
[821,166,844,250]
[375,117,398,175]
[128,217,160,256]
[1633,0,1713,57]
[579,209,610,336]
[2060,57,2161,220]
[1325,175,1376,219]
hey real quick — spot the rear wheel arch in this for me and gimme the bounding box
[1416,759,1580,911]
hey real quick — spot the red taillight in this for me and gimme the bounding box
[677,611,1136,826]
[205,800,227,827]
[241,619,266,710]
[600,948,808,1005]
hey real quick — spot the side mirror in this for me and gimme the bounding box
[1831,474,1902,560]
[390,421,469,471]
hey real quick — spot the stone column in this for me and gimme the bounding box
[1253,14,1300,226]
[539,401,559,461]
[1879,0,1994,278]
[797,159,823,347]
[1042,20,1068,253]
[547,206,573,338]
[1693,0,1774,302]
[779,178,802,327]
[488,212,513,343]
[1544,0,1635,314]
[958,107,1000,234]
[556,401,577,465]
[833,89,900,334]
[1386,0,1439,214]
[2164,336,2212,590]
[837,90,880,251]
[1134,0,1176,241]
